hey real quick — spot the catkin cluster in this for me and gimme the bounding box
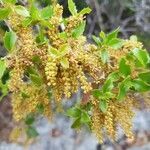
[91,96,135,142]
[4,2,149,143]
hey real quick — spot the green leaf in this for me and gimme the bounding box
[107,38,123,49]
[48,47,59,58]
[130,35,138,41]
[0,59,6,79]
[59,44,70,57]
[36,29,47,45]
[71,118,81,128]
[105,92,115,99]
[58,32,68,40]
[68,0,77,15]
[119,58,131,77]
[22,17,32,27]
[92,35,101,46]
[4,31,17,51]
[66,107,81,118]
[92,89,101,98]
[30,5,40,20]
[41,6,53,19]
[132,79,150,92]
[107,27,120,41]
[0,81,8,101]
[5,0,16,4]
[21,92,30,99]
[117,77,132,101]
[132,48,150,67]
[78,7,91,15]
[30,74,43,86]
[107,71,120,82]
[25,114,35,125]
[72,21,85,38]
[32,56,42,64]
[0,8,11,20]
[99,31,106,40]
[139,72,150,84]
[101,50,109,63]
[15,5,30,17]
[26,126,39,138]
[99,100,108,113]
[1,69,9,84]
[60,58,69,69]
[26,67,38,76]
[81,111,90,123]
[102,79,114,93]
[36,103,44,113]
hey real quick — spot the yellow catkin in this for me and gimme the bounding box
[8,58,24,92]
[11,85,52,121]
[62,70,71,98]
[91,98,104,143]
[45,57,58,87]
[77,67,92,93]
[90,96,136,142]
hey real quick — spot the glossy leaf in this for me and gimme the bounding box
[132,79,150,92]
[101,50,109,63]
[26,126,39,138]
[5,0,16,4]
[81,111,90,123]
[132,48,150,67]
[71,118,81,128]
[58,32,68,40]
[99,31,106,40]
[138,72,150,84]
[30,5,40,20]
[117,77,132,101]
[30,74,43,86]
[92,35,101,46]
[0,8,11,20]
[0,59,6,79]
[15,5,30,17]
[59,44,70,57]
[99,100,108,113]
[92,89,101,98]
[0,81,8,101]
[107,71,120,82]
[4,31,17,51]
[48,47,59,58]
[130,35,138,41]
[60,57,69,69]
[36,104,44,113]
[66,107,81,118]
[107,38,123,49]
[107,27,120,41]
[119,58,131,77]
[41,6,53,19]
[102,79,114,93]
[21,92,30,99]
[22,17,32,27]
[78,7,91,15]
[25,114,35,125]
[72,21,85,38]
[68,0,77,15]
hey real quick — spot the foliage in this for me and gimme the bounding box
[0,0,150,143]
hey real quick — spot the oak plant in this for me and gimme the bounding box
[0,0,150,143]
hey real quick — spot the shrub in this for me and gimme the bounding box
[0,0,150,143]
